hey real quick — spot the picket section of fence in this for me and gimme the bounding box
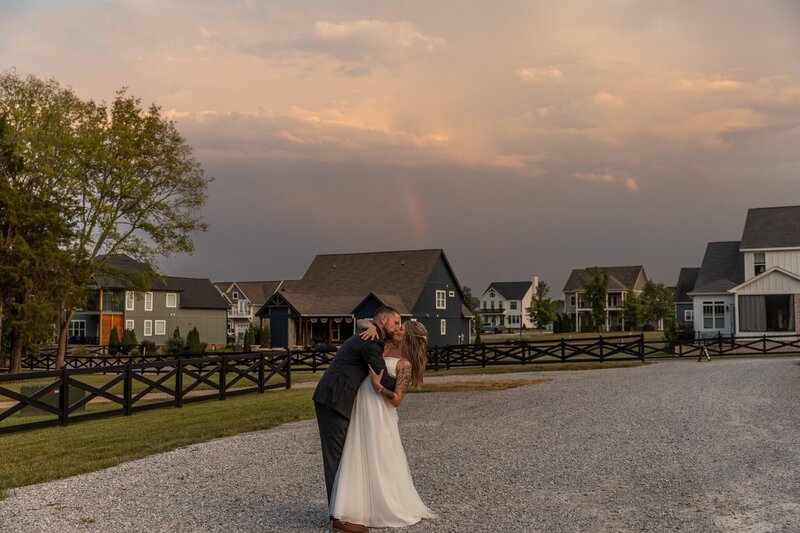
[0,352,291,435]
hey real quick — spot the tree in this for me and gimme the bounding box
[259,323,271,349]
[583,267,609,333]
[640,281,675,330]
[108,326,121,355]
[164,326,185,355]
[244,324,257,352]
[186,327,201,354]
[462,286,481,343]
[0,71,210,368]
[527,281,557,330]
[622,292,643,331]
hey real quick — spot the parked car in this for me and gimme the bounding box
[482,323,505,334]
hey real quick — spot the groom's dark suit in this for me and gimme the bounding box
[313,332,397,505]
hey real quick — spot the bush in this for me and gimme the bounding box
[121,328,138,354]
[108,326,121,355]
[259,324,271,348]
[186,327,201,354]
[164,327,185,355]
[141,340,156,355]
[244,324,257,352]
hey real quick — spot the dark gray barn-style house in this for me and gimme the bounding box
[256,249,472,348]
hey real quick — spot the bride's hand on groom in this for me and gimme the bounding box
[368,365,384,391]
[360,324,379,341]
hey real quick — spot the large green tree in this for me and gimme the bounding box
[583,267,609,333]
[527,281,557,330]
[622,292,643,331]
[0,71,210,368]
[640,281,675,329]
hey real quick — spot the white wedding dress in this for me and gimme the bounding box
[330,357,436,528]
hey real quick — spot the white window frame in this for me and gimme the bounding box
[440,319,446,335]
[143,320,152,336]
[154,320,166,335]
[435,290,446,309]
[702,301,725,329]
[69,320,86,338]
[684,310,694,322]
[448,290,455,297]
[510,301,518,311]
[144,292,153,311]
[125,291,135,311]
[166,293,177,308]
[125,319,134,331]
[754,252,766,275]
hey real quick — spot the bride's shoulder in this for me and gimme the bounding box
[395,358,411,370]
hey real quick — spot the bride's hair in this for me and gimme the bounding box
[401,321,428,387]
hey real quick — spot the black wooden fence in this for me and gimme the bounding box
[0,352,291,435]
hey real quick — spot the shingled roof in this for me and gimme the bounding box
[94,254,227,309]
[485,281,532,300]
[272,249,460,316]
[689,242,744,295]
[674,267,700,303]
[562,266,646,293]
[215,280,283,305]
[740,205,800,250]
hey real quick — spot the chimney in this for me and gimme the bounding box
[531,275,539,290]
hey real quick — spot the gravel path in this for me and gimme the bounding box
[1,357,799,532]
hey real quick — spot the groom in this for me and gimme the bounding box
[313,305,401,533]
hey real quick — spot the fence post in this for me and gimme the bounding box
[219,355,227,400]
[718,332,723,354]
[639,334,645,363]
[258,352,265,393]
[560,339,566,362]
[124,362,132,416]
[599,337,605,362]
[176,358,183,408]
[285,351,292,390]
[481,344,486,368]
[59,367,69,427]
[763,334,767,355]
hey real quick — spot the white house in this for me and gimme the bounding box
[731,206,800,336]
[214,281,283,340]
[480,276,539,329]
[688,242,743,338]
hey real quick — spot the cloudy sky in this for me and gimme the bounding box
[2,1,799,295]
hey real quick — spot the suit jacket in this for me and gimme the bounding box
[312,333,397,419]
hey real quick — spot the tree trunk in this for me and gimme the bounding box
[56,308,75,369]
[10,333,23,374]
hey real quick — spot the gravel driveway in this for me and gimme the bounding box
[1,357,799,532]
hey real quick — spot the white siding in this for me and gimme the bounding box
[736,270,800,295]
[744,250,800,280]
[692,295,735,337]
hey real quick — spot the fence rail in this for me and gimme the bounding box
[0,352,291,435]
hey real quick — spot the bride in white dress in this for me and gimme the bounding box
[329,321,436,529]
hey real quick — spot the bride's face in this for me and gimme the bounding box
[394,323,406,343]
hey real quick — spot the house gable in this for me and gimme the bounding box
[730,267,800,295]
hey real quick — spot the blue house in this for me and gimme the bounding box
[673,267,700,330]
[256,249,472,348]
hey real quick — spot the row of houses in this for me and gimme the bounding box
[69,205,799,350]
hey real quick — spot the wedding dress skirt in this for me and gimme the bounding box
[330,357,435,527]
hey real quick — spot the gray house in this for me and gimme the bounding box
[673,267,700,330]
[71,255,228,348]
[256,249,472,348]
[214,280,284,340]
[687,242,744,338]
[562,266,648,331]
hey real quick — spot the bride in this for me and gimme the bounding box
[329,320,436,529]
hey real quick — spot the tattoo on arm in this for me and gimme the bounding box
[378,386,395,400]
[394,363,412,396]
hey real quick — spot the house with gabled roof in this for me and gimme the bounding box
[562,266,648,331]
[480,276,539,330]
[730,206,800,335]
[71,254,228,348]
[214,280,284,341]
[255,249,472,348]
[673,267,700,329]
[688,242,744,337]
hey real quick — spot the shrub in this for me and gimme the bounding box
[259,324,271,348]
[108,326,121,355]
[186,327,201,354]
[164,327,185,355]
[141,339,156,355]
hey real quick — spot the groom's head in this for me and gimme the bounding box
[373,306,401,340]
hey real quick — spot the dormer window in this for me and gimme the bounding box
[754,253,766,275]
[232,291,239,299]
[489,290,495,298]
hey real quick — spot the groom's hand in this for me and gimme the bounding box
[368,365,384,390]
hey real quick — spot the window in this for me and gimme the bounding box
[754,253,766,275]
[332,321,341,341]
[166,293,177,308]
[440,319,446,335]
[684,310,694,322]
[489,290,495,298]
[238,300,250,315]
[448,290,455,297]
[510,301,518,310]
[144,292,153,311]
[125,291,135,311]
[435,290,446,309]
[125,319,134,331]
[232,291,239,299]
[608,295,619,307]
[143,320,152,336]
[154,320,166,335]
[702,301,725,329]
[570,295,576,306]
[69,320,86,339]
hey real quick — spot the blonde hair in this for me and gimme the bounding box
[401,321,428,387]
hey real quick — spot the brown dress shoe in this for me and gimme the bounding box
[331,518,368,533]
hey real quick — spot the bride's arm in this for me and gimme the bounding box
[357,319,380,341]
[371,360,411,407]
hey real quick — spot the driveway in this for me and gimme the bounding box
[1,358,798,532]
